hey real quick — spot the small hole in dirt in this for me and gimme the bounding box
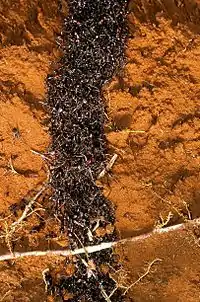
[113,111,132,130]
[152,115,158,125]
[12,127,20,138]
[129,84,142,97]
[158,137,184,150]
[11,154,18,160]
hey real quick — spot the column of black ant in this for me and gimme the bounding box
[47,1,127,300]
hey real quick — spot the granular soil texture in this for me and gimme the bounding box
[102,0,200,301]
[105,0,200,239]
[0,0,200,301]
[0,1,68,301]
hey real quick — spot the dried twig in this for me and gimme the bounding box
[42,268,50,292]
[100,284,112,302]
[0,187,46,255]
[8,158,19,175]
[108,267,129,298]
[123,258,162,295]
[107,258,161,297]
[0,217,199,262]
[156,212,173,229]
[98,154,118,179]
[0,186,47,254]
[183,201,192,220]
[4,221,13,255]
[0,290,11,301]
[31,149,51,161]
[11,186,46,229]
[0,241,113,261]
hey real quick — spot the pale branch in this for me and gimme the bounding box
[98,153,118,179]
[0,241,113,261]
[119,216,199,245]
[0,217,199,262]
[11,186,47,229]
[123,258,162,295]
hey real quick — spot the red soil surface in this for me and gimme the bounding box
[104,1,200,300]
[0,0,200,301]
[0,1,68,300]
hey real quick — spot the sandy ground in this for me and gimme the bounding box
[0,0,200,301]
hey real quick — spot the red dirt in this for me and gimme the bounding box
[103,0,200,300]
[0,0,200,301]
[0,1,68,300]
[105,0,200,238]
